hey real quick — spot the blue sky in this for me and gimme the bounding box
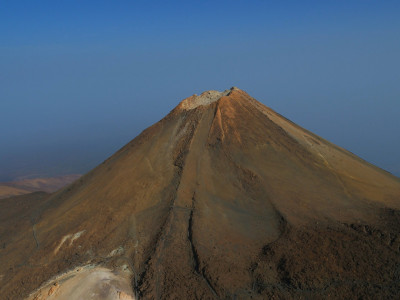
[1,1,400,180]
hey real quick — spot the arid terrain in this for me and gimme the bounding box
[0,87,399,299]
[0,175,81,199]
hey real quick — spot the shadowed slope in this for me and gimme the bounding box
[0,88,399,299]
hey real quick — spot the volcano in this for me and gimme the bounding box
[1,87,400,299]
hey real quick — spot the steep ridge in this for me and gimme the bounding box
[0,88,399,299]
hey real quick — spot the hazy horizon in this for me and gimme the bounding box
[1,1,400,181]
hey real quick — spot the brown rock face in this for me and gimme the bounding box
[1,87,400,299]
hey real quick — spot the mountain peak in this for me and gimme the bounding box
[179,87,240,110]
[3,87,400,300]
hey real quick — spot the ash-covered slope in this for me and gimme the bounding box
[1,88,400,299]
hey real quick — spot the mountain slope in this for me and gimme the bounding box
[1,88,399,299]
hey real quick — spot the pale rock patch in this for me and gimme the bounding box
[28,265,135,300]
[108,246,124,257]
[180,88,233,110]
[54,230,85,255]
[118,290,134,299]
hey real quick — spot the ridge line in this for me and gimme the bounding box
[135,112,203,298]
[188,192,219,298]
